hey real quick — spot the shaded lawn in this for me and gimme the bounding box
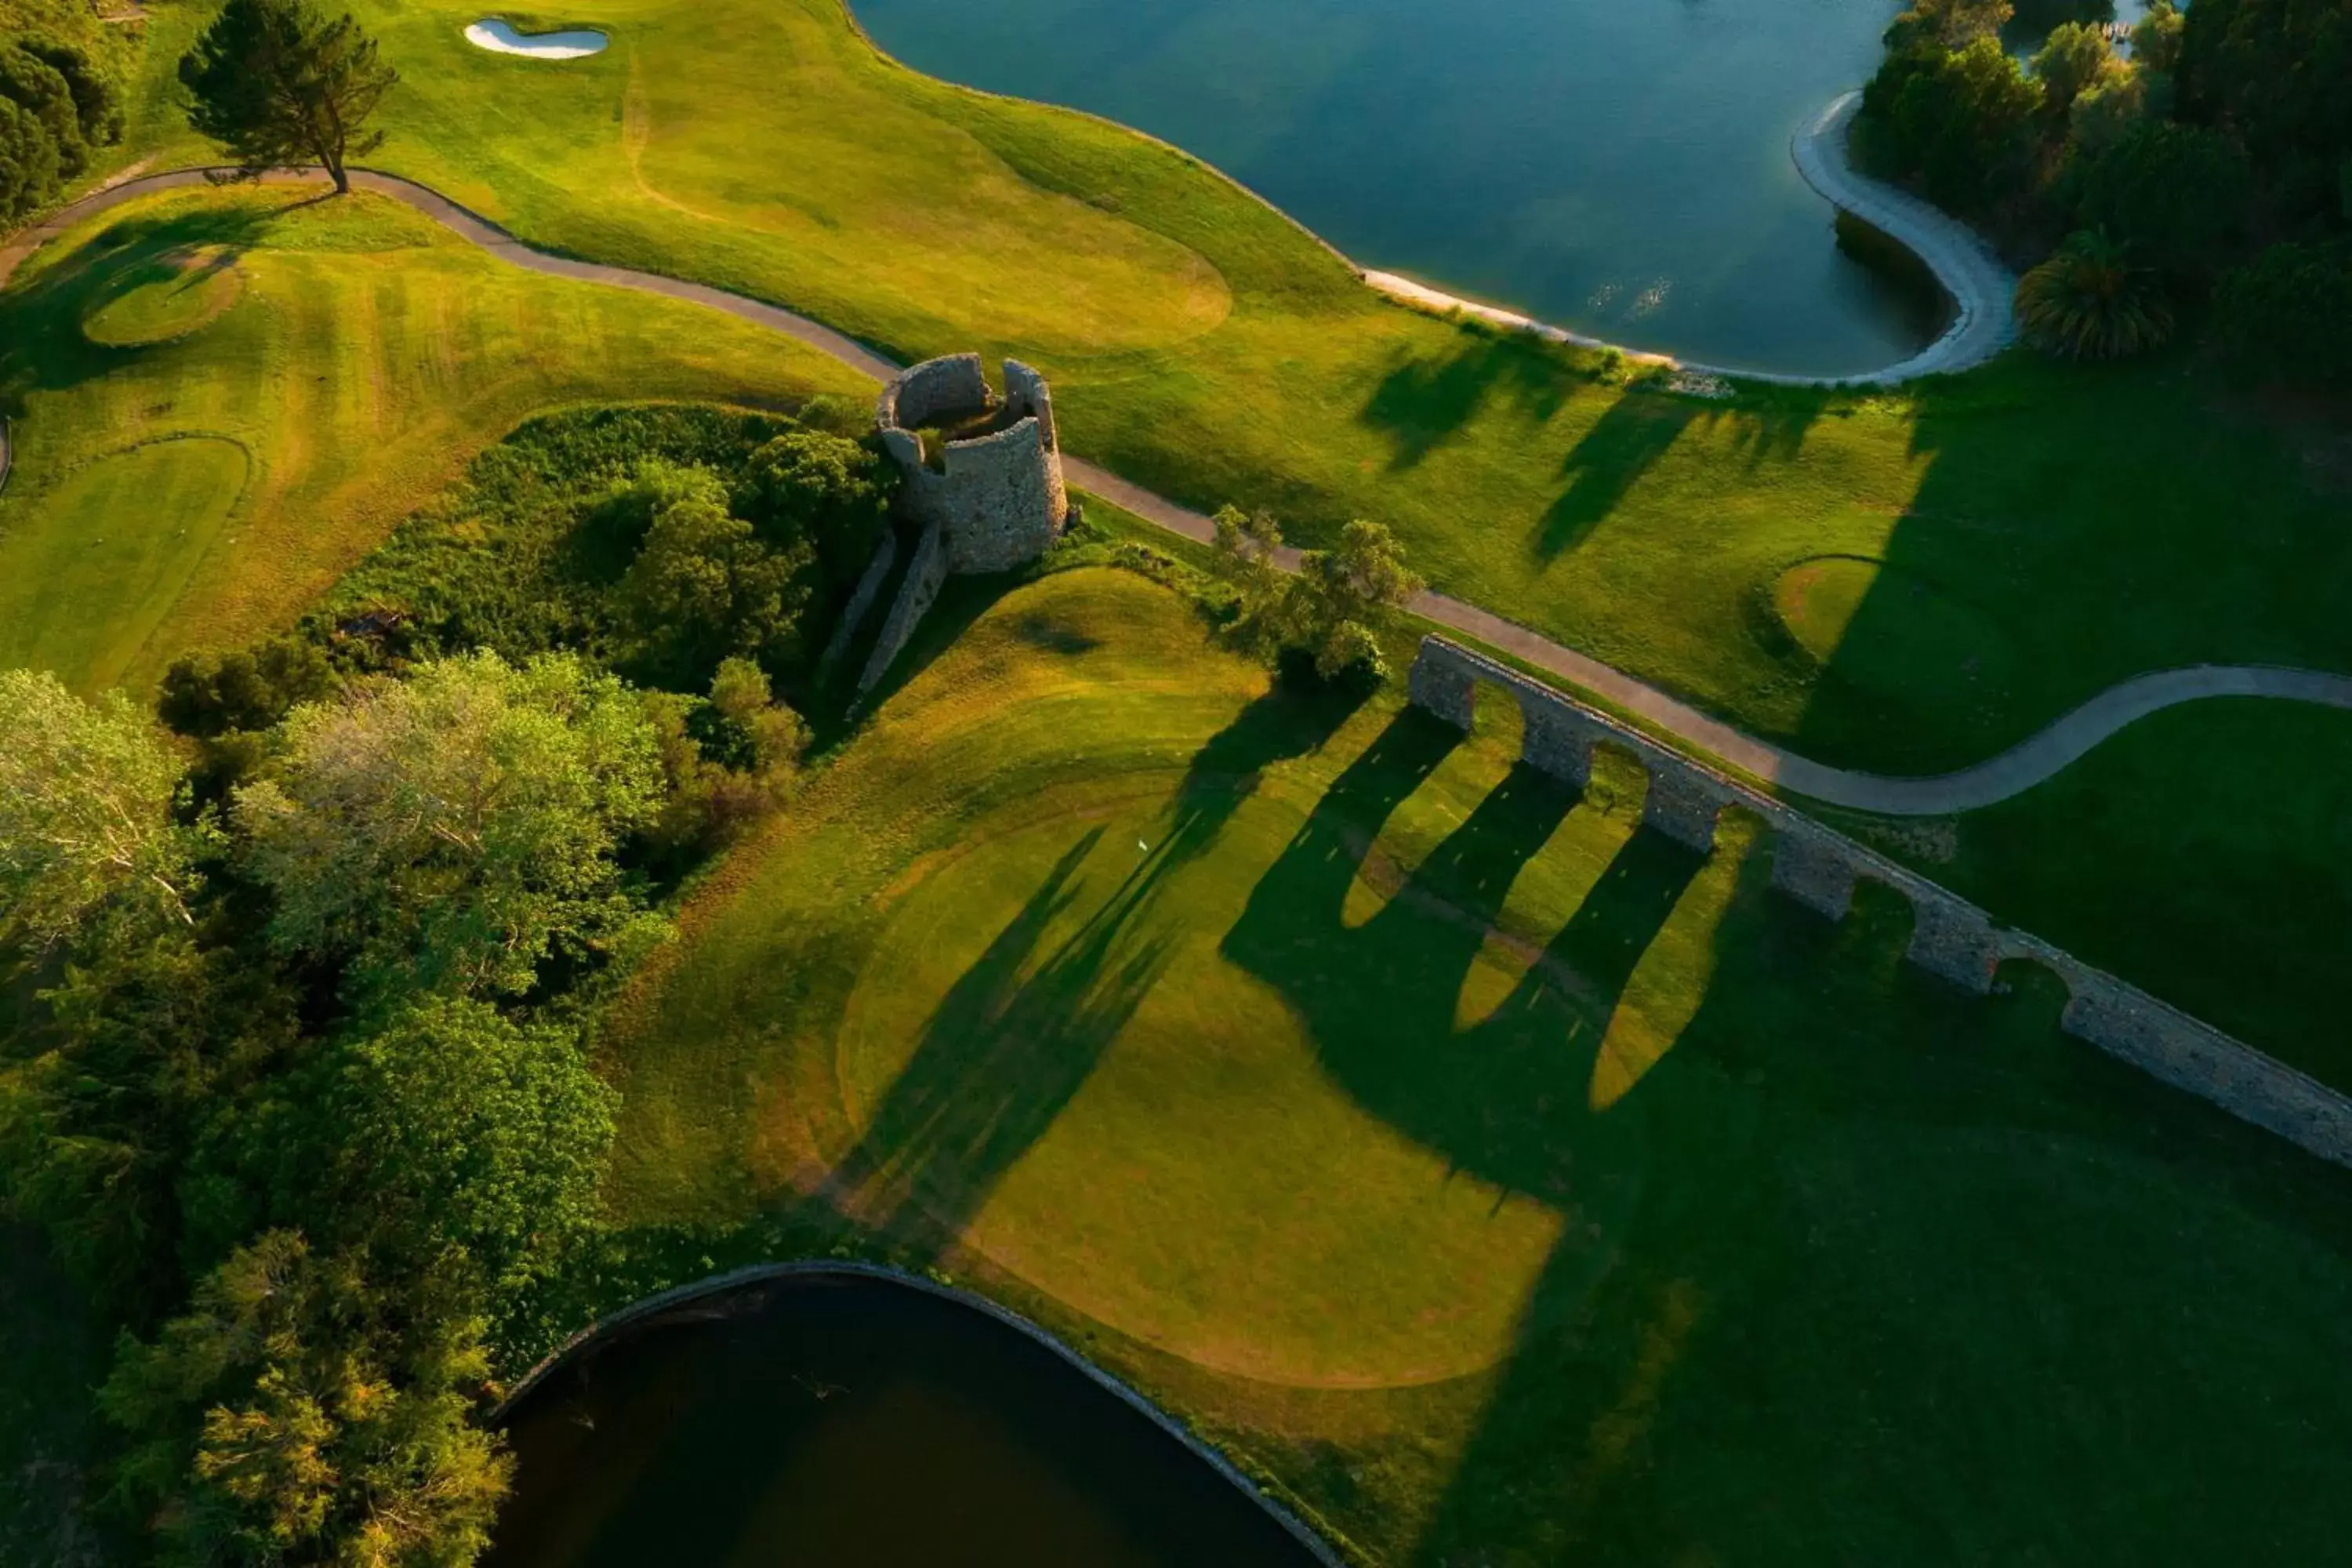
[0,185,869,692]
[590,566,2352,1566]
[1826,699,2352,1091]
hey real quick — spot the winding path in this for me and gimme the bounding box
[1365,92,2017,387]
[8,162,2348,816]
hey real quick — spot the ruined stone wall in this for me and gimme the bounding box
[856,521,949,697]
[876,354,1067,577]
[877,352,989,433]
[1406,635,2352,1169]
[815,530,900,681]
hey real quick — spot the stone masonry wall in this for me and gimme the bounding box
[856,521,949,697]
[1406,635,2352,1170]
[816,529,899,680]
[876,354,1067,575]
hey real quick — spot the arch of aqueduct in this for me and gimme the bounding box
[1406,636,2352,1169]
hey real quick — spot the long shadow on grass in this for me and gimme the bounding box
[0,199,293,421]
[1221,709,2352,1562]
[830,677,1363,1250]
[1358,324,1582,470]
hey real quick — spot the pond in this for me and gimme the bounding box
[849,0,1947,376]
[487,1270,1326,1567]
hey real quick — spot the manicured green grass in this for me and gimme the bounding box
[596,564,2352,1565]
[187,0,2347,775]
[30,0,2346,1102]
[0,186,870,691]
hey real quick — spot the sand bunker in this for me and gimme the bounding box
[463,18,608,58]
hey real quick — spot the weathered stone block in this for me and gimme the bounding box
[817,530,898,677]
[857,521,949,696]
[1769,826,1860,920]
[1517,697,1598,789]
[1640,765,1733,851]
[1903,891,2001,993]
[1406,639,1478,729]
[877,354,1067,579]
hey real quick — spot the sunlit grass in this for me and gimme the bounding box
[0,185,869,691]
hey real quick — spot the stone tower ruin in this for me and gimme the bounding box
[875,353,1069,572]
[827,354,1073,699]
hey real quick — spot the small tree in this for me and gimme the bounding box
[234,650,663,998]
[1209,508,1421,681]
[178,0,397,196]
[0,669,201,949]
[2031,22,2117,118]
[100,1232,510,1567]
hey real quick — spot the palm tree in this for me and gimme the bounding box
[2014,230,2176,361]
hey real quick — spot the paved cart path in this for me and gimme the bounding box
[9,162,2348,815]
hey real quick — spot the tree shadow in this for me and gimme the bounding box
[0,196,293,422]
[1358,323,1583,471]
[828,825,1173,1251]
[824,680,1361,1255]
[1532,393,1698,562]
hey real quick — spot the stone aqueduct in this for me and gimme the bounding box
[1407,637,2352,1169]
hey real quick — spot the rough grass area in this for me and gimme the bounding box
[0,186,869,691]
[590,565,2352,1566]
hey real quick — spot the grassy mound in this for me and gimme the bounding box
[0,184,870,691]
[78,247,243,347]
[596,564,2352,1564]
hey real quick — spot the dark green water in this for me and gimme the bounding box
[488,1273,1323,1567]
[851,0,1947,376]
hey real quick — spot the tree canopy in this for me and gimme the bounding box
[234,650,663,999]
[178,0,397,194]
[0,670,202,950]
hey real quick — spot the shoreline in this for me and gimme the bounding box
[1362,93,2019,387]
[494,1258,1354,1567]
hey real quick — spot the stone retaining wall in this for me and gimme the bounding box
[1407,635,2352,1169]
[857,520,949,696]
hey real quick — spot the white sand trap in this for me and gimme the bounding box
[464,18,608,57]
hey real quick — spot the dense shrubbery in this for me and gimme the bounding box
[0,22,126,224]
[0,402,898,1565]
[1859,0,2352,377]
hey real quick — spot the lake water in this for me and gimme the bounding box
[850,0,1946,376]
[487,1272,1323,1567]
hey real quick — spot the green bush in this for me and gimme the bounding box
[0,33,121,222]
[2216,239,2352,387]
[2064,118,2250,273]
[2180,0,2352,231]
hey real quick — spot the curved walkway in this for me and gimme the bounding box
[11,164,2349,816]
[1364,92,2017,387]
